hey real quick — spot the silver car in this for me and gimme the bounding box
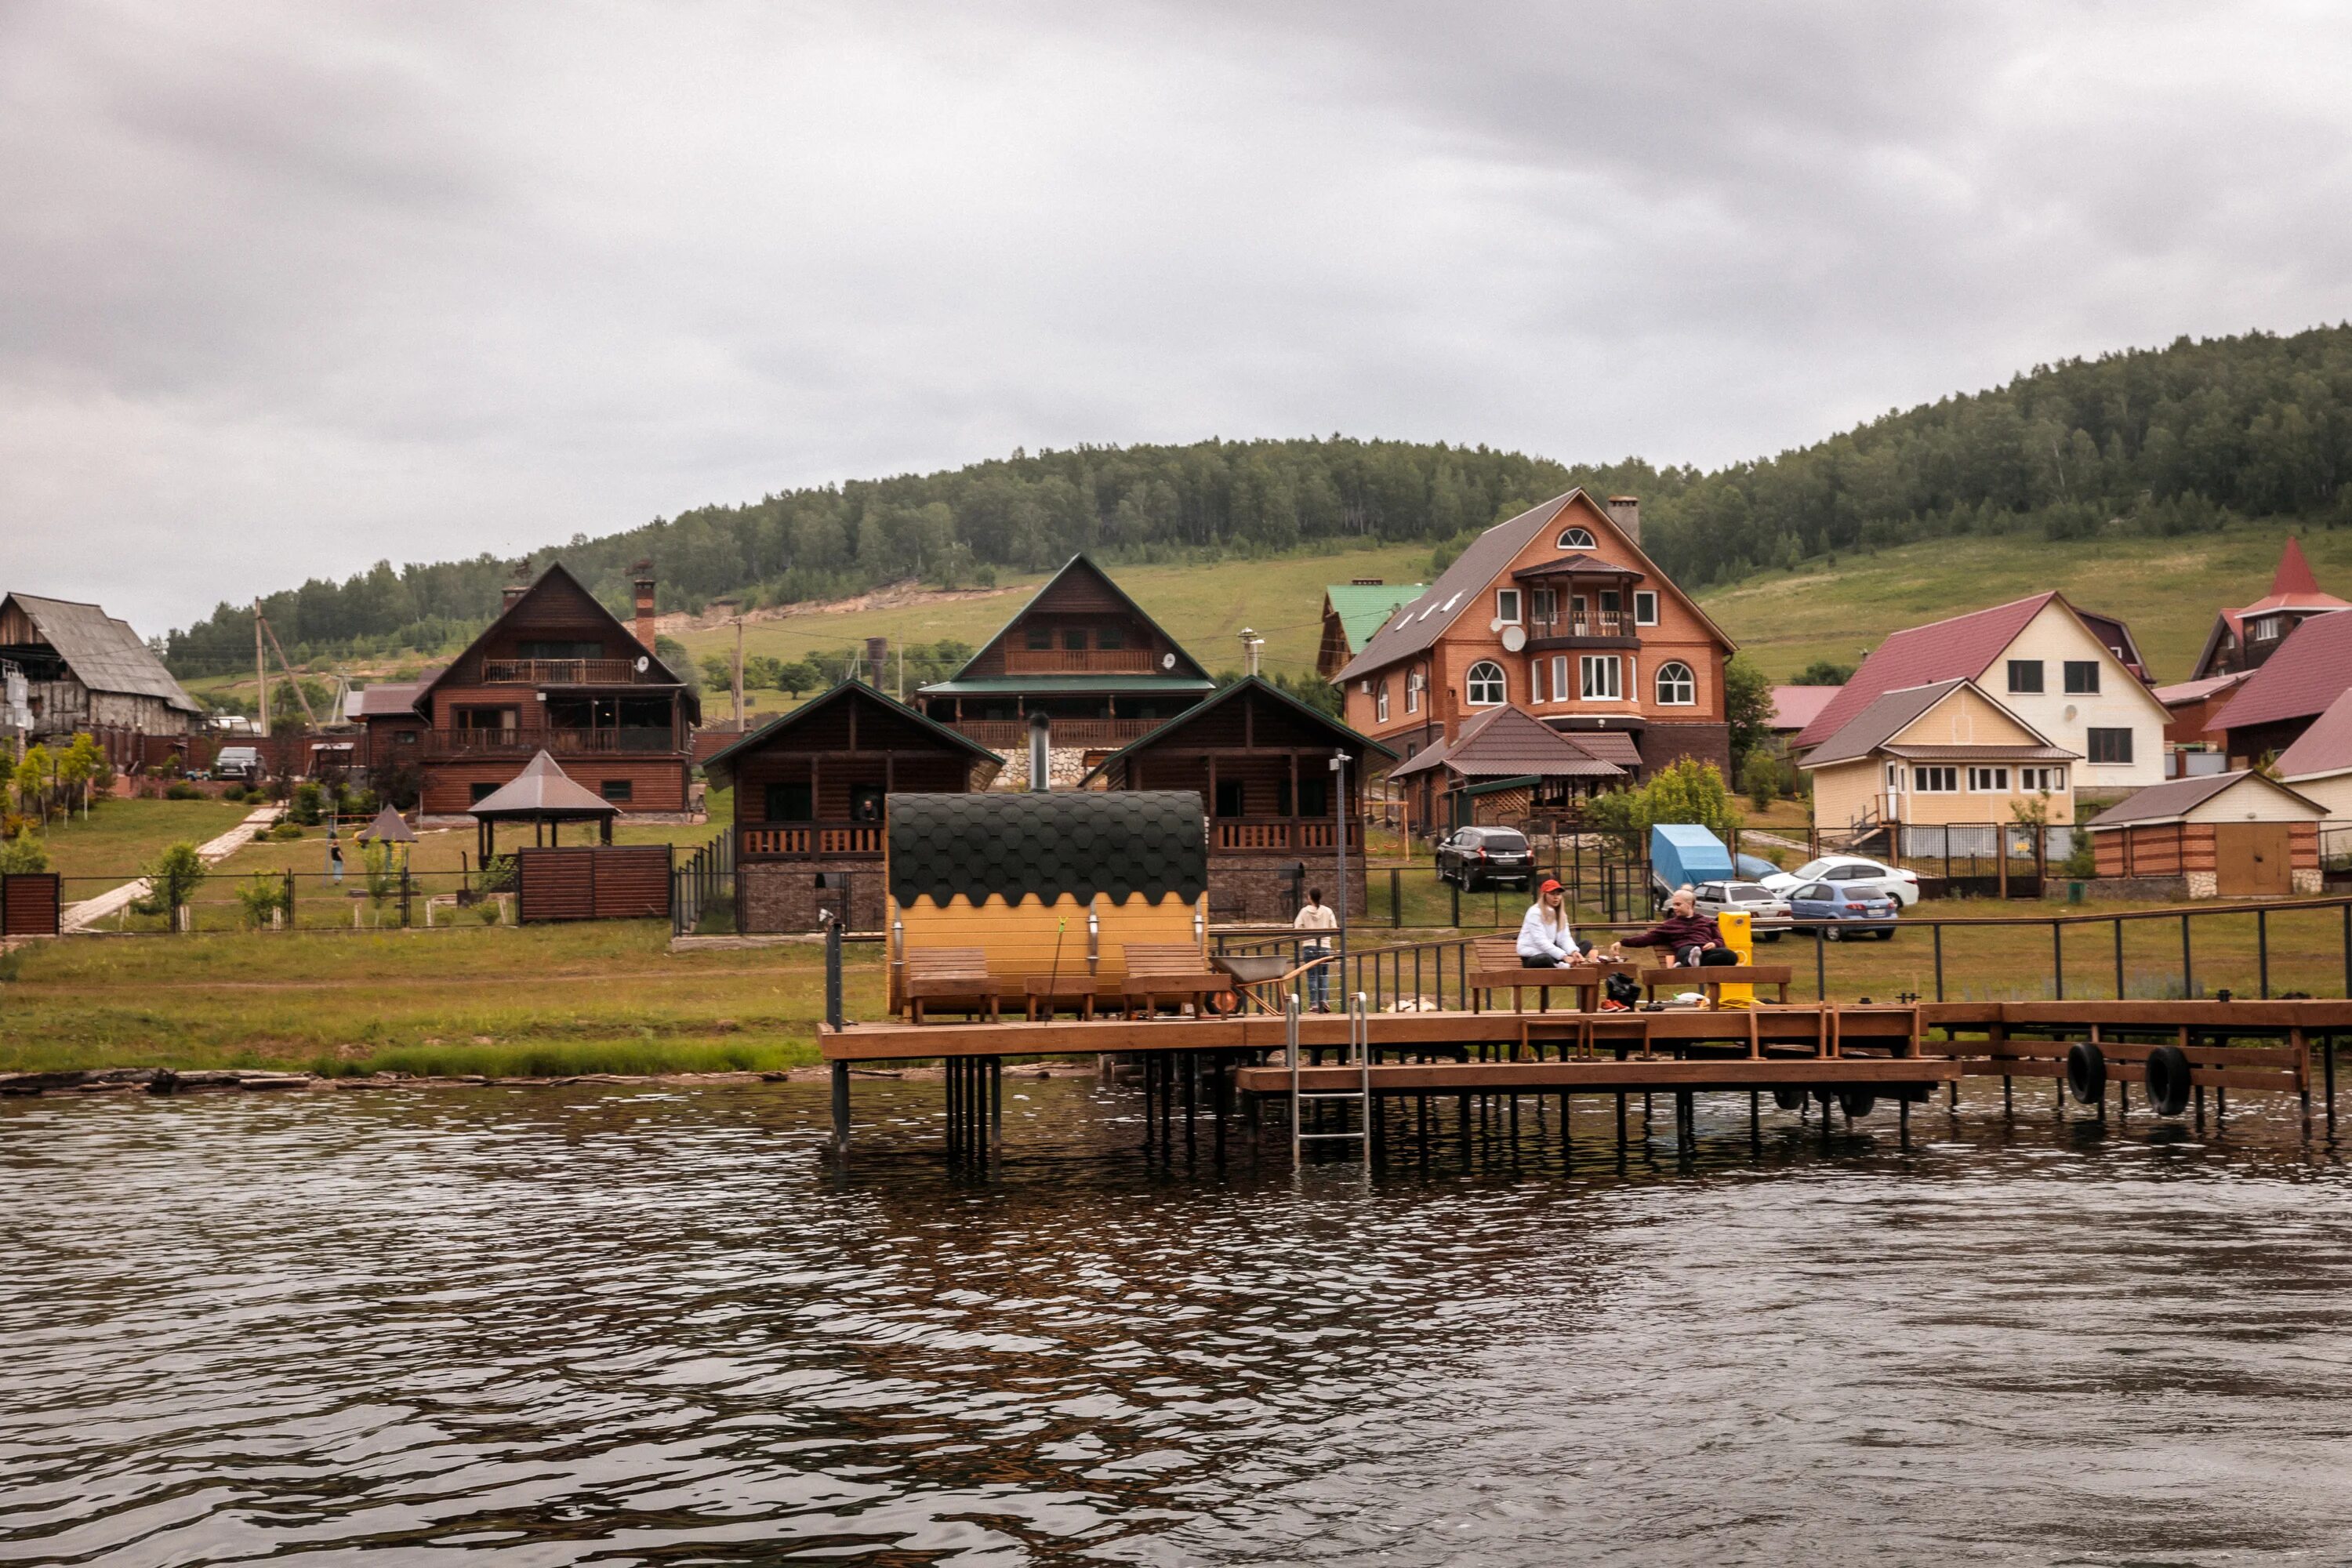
[1693,880,1791,941]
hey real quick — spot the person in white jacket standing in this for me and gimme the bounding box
[1294,887,1339,1013]
[1515,878,1593,967]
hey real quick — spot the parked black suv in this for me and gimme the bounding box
[1436,826,1536,891]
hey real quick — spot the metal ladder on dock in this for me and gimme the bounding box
[1289,991,1372,1170]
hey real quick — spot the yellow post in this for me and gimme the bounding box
[1715,909,1756,1009]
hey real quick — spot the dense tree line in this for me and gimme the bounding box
[165,325,2352,676]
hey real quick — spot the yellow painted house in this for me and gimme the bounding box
[1802,677,2079,834]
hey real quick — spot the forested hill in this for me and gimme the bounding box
[165,324,2352,677]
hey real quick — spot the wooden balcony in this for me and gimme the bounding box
[479,658,649,684]
[1211,818,1359,852]
[423,726,681,759]
[952,717,1163,749]
[1001,646,1158,675]
[1527,611,1638,650]
[739,822,884,859]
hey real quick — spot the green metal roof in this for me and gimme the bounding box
[1325,583,1428,653]
[916,674,1218,696]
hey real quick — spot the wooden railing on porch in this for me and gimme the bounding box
[1212,818,1359,851]
[738,823,884,858]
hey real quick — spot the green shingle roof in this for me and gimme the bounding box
[1324,583,1428,654]
[887,791,1207,906]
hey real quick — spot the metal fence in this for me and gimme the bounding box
[53,866,518,935]
[672,829,735,936]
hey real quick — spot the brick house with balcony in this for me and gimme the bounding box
[915,554,1215,785]
[1334,491,1735,790]
[361,562,700,820]
[1080,676,1391,923]
[702,678,1004,932]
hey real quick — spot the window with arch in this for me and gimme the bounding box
[1465,660,1506,706]
[1556,525,1596,550]
[1375,681,1390,722]
[1405,669,1423,713]
[1655,661,1696,706]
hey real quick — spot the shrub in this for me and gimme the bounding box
[0,828,51,874]
[1585,759,1743,855]
[132,841,206,924]
[270,821,304,842]
[1740,750,1780,810]
[2060,833,2097,881]
[361,840,397,905]
[476,898,503,925]
[289,782,325,826]
[164,781,201,801]
[234,871,291,929]
[220,782,247,803]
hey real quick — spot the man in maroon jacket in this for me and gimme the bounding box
[1610,885,1733,968]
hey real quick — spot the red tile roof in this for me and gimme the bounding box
[2151,671,2252,707]
[2273,687,2352,779]
[1768,684,1840,733]
[1791,594,2057,750]
[1387,705,1623,781]
[2205,608,2352,735]
[2088,770,2324,827]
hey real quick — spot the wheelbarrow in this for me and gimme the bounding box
[1210,952,1338,1015]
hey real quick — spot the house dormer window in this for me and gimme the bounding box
[1556,526,1595,549]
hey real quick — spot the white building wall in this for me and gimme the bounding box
[1989,602,2169,792]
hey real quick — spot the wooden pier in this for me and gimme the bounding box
[818,997,2352,1163]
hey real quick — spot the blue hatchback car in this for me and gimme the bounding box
[1788,877,1900,940]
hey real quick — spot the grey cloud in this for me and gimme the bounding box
[2,0,2348,632]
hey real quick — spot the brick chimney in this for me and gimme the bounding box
[1606,496,1642,546]
[631,558,658,653]
[503,560,532,611]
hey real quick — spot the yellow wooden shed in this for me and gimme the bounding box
[884,791,1209,1013]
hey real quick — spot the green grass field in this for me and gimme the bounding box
[31,797,254,885]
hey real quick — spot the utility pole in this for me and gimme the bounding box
[255,601,270,739]
[896,641,904,702]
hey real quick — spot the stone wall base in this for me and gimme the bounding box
[739,862,887,934]
[2187,869,2219,899]
[1210,860,1368,926]
[989,746,1096,791]
[2085,875,2188,902]
[2293,867,2324,895]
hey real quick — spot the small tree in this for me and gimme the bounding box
[1585,759,1744,855]
[1722,654,1775,774]
[361,840,397,907]
[289,781,325,826]
[234,870,291,929]
[13,743,50,820]
[1790,659,1855,686]
[777,661,819,699]
[2060,830,2097,881]
[136,841,207,929]
[0,827,51,874]
[1740,750,1780,810]
[58,733,102,819]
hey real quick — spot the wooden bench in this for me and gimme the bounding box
[903,946,999,1024]
[1119,943,1229,1018]
[1641,964,1794,1007]
[1022,973,1094,1022]
[1468,935,1630,1013]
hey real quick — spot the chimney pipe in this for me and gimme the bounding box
[1028,711,1051,793]
[631,558,658,653]
[1606,495,1642,546]
[865,636,888,689]
[503,559,531,611]
[1240,627,1263,678]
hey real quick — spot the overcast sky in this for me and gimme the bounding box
[6,1,2351,633]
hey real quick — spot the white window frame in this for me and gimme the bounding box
[1466,660,1507,706]
[1551,655,1568,702]
[1633,590,1659,626]
[1375,682,1389,723]
[2020,765,2067,793]
[1654,660,1695,706]
[1530,657,1545,705]
[1405,669,1421,714]
[1911,765,1957,793]
[1557,526,1596,550]
[1496,588,1521,624]
[1580,655,1622,701]
[1967,766,2011,793]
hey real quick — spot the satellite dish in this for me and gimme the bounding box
[635,655,650,673]
[1488,616,1505,633]
[1162,652,1176,670]
[1501,625,1527,652]
[2063,703,2078,721]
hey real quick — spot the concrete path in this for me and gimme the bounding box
[61,805,285,934]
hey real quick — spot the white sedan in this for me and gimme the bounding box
[1759,855,1923,908]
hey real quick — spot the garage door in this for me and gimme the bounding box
[2214,822,2293,898]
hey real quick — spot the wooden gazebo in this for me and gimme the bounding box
[466,750,620,861]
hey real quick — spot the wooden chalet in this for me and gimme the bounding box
[0,592,201,769]
[1081,676,1392,923]
[915,555,1215,777]
[360,561,700,819]
[701,680,1004,932]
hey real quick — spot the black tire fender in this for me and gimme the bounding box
[1772,1087,1806,1112]
[2067,1041,2107,1105]
[1838,1090,1876,1118]
[1824,927,1843,942]
[2144,1044,2192,1117]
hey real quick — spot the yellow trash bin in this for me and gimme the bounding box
[1715,908,1756,1009]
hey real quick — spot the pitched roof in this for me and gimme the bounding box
[2088,770,2324,828]
[1791,596,2056,750]
[465,750,621,819]
[918,674,1215,697]
[2274,687,2352,779]
[1323,583,1428,655]
[2151,671,2252,708]
[1388,704,1623,781]
[1334,489,1733,684]
[356,804,417,843]
[1511,552,1642,580]
[2192,538,2350,677]
[885,790,1207,906]
[1,593,201,713]
[1769,684,1840,733]
[416,562,695,718]
[1542,724,1643,767]
[1079,675,1393,787]
[941,555,1210,684]
[699,679,1007,788]
[2205,607,2352,734]
[346,681,426,718]
[1800,680,1971,767]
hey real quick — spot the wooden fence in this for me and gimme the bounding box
[514,846,673,924]
[0,873,60,938]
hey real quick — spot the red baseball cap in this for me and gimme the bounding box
[1537,877,1563,895]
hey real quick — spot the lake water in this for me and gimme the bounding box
[5,1079,2352,1565]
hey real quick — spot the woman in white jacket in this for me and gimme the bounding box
[1515,878,1593,967]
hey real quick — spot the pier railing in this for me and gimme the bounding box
[1213,894,2352,1014]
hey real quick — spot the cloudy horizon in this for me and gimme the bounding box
[6,0,2351,634]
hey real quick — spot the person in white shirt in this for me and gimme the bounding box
[1516,878,1594,967]
[1294,887,1339,1013]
